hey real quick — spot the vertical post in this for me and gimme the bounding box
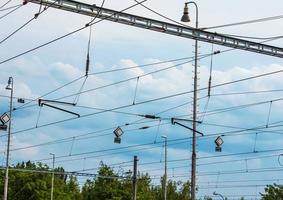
[132,156,138,200]
[162,136,167,200]
[3,77,13,200]
[50,153,55,200]
[181,2,199,199]
[181,4,199,198]
[187,2,199,200]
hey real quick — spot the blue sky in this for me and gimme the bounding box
[1,0,283,199]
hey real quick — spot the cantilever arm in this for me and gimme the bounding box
[41,103,80,117]
[172,120,204,136]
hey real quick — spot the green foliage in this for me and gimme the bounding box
[261,184,283,200]
[0,161,81,200]
[1,161,195,200]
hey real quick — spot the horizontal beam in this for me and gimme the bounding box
[28,0,283,58]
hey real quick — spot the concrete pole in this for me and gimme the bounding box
[162,136,167,200]
[3,77,13,200]
[50,153,55,200]
[132,156,138,200]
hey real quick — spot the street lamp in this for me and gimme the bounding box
[181,2,199,200]
[213,191,225,200]
[3,77,13,200]
[161,135,167,200]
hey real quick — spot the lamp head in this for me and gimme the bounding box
[5,77,13,90]
[181,3,190,22]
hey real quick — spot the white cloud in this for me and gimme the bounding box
[51,62,83,80]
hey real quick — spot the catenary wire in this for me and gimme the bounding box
[0,4,22,21]
[202,13,283,30]
[6,69,283,139]
[0,3,22,12]
[0,0,12,9]
[0,0,148,66]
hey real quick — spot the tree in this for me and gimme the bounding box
[261,184,283,200]
[81,162,125,200]
[0,161,81,200]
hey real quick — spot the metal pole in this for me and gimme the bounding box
[162,136,167,200]
[185,2,199,200]
[3,77,13,200]
[50,153,55,200]
[132,156,138,200]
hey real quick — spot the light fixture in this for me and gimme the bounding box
[215,136,224,152]
[113,126,124,137]
[0,113,10,124]
[181,3,190,22]
[113,127,124,144]
[5,77,13,90]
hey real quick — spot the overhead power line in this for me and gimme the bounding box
[0,4,22,12]
[0,166,128,179]
[0,0,58,46]
[202,14,283,30]
[0,4,22,21]
[0,0,12,9]
[0,0,148,66]
[11,54,199,112]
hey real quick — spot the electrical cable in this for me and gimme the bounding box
[0,0,12,9]
[12,53,213,112]
[0,166,128,179]
[51,139,187,166]
[10,55,197,112]
[198,178,283,184]
[15,47,283,119]
[0,0,148,66]
[200,44,214,122]
[133,0,193,28]
[0,4,22,21]
[87,55,196,76]
[12,75,85,112]
[43,54,210,103]
[31,134,187,163]
[138,154,281,173]
[202,14,283,30]
[0,0,59,46]
[150,166,283,178]
[7,96,198,153]
[6,90,283,141]
[6,97,283,162]
[278,154,283,167]
[222,33,283,41]
[135,0,283,43]
[72,0,105,103]
[211,89,283,97]
[10,120,167,152]
[8,115,283,158]
[0,4,22,12]
[31,133,283,167]
[115,147,283,170]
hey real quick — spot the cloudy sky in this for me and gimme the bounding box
[1,0,283,199]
